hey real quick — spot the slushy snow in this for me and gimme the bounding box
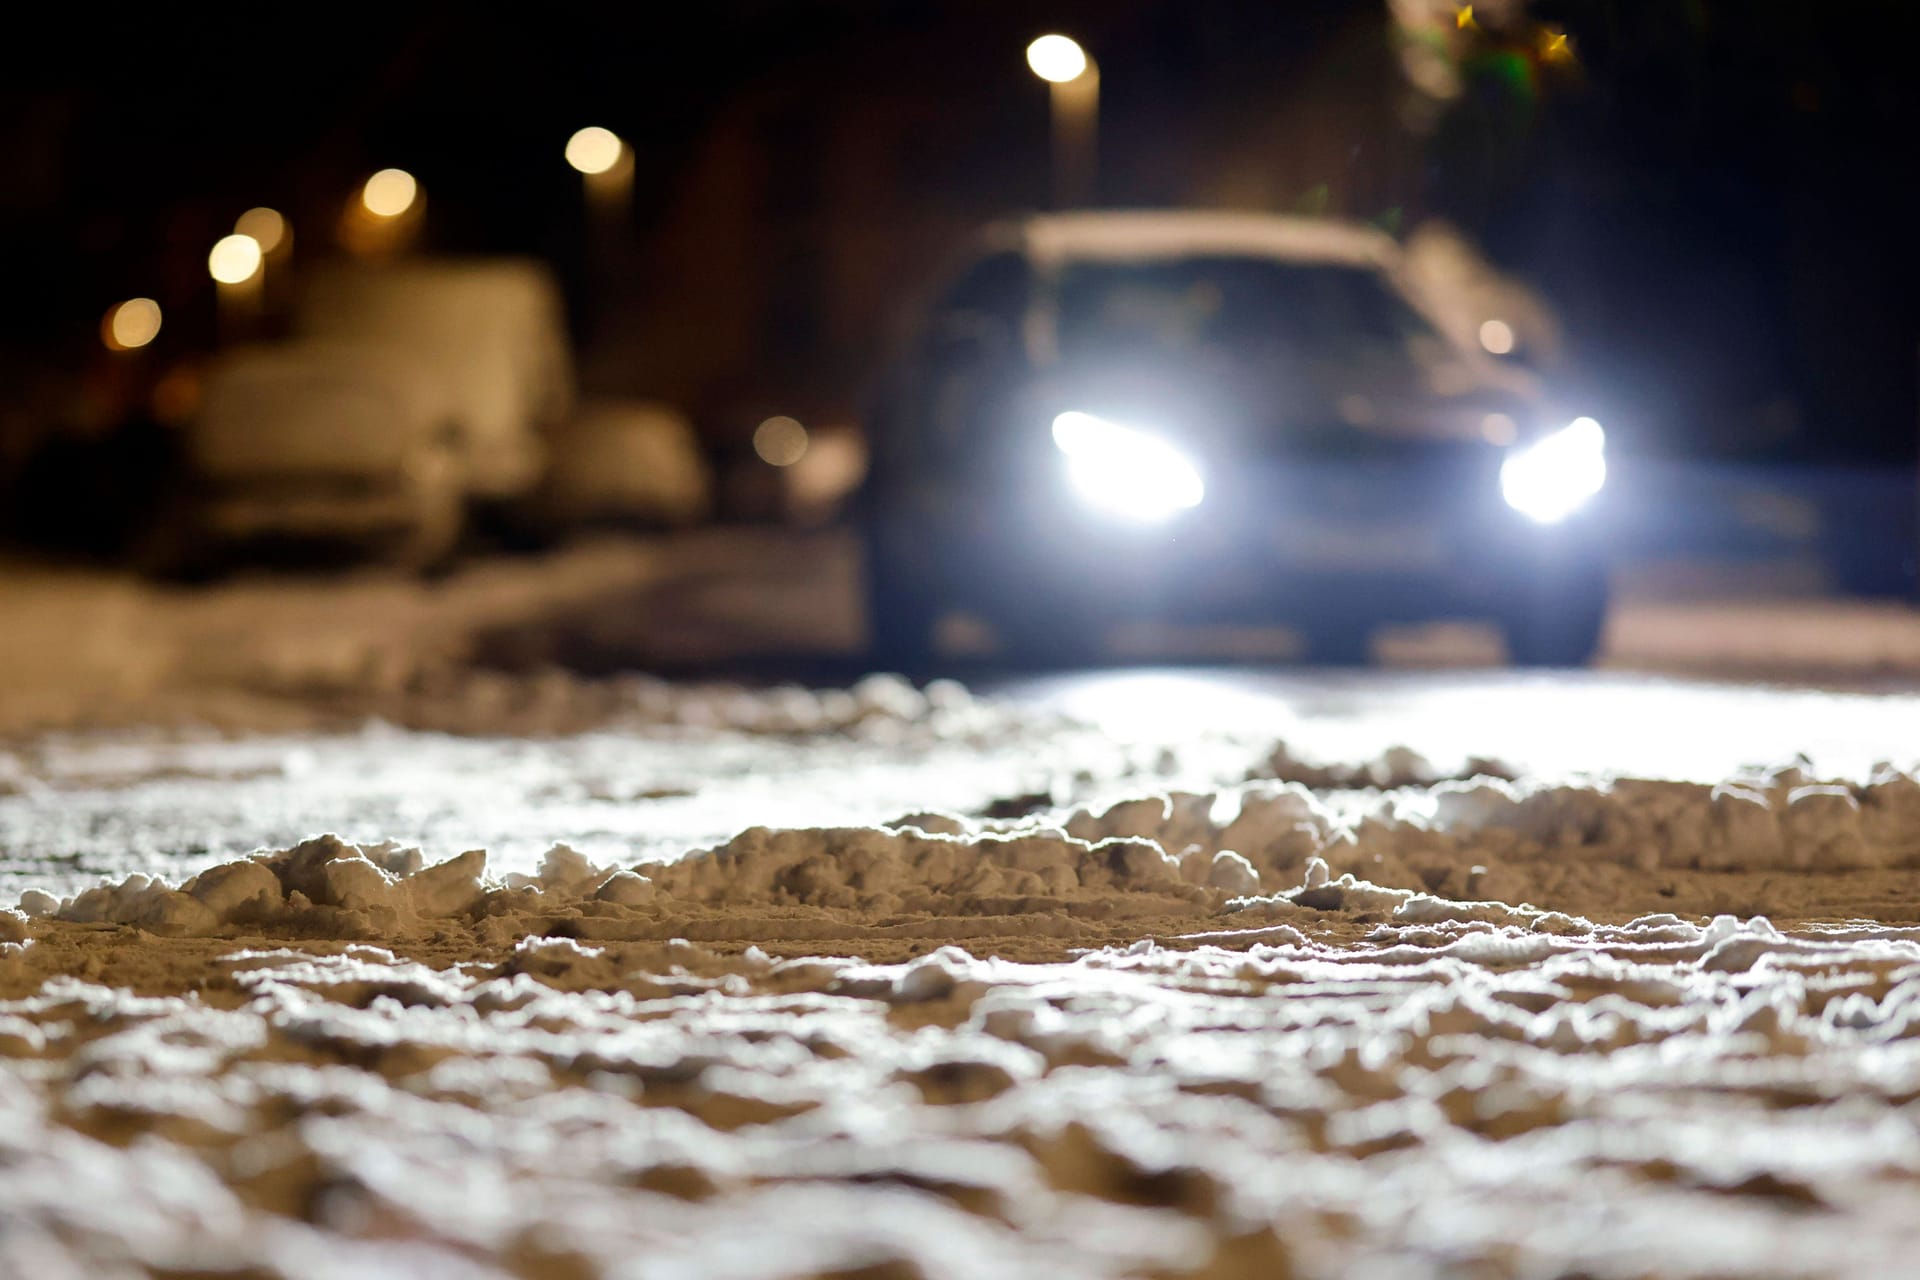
[1,674,1919,1277]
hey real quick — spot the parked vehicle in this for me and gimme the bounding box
[155,258,577,572]
[861,211,1613,666]
[164,342,465,569]
[527,398,712,531]
[296,257,575,508]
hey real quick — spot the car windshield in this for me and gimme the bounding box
[1053,255,1449,390]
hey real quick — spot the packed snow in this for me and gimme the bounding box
[2,670,1919,1276]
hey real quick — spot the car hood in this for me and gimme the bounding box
[1029,358,1536,457]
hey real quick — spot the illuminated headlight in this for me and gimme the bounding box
[1051,411,1205,522]
[1500,417,1607,524]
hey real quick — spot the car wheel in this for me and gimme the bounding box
[1502,575,1609,668]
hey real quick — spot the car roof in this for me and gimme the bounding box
[1002,210,1401,271]
[299,257,565,334]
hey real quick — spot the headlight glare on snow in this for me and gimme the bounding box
[1500,417,1607,524]
[1051,410,1205,522]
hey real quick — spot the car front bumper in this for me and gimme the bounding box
[899,459,1610,625]
[198,475,427,541]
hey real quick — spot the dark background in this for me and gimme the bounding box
[2,0,1915,470]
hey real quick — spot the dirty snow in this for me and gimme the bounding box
[1,666,1920,1275]
[8,862,1920,1276]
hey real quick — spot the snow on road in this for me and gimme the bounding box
[1,666,1919,1275]
[5,529,1920,737]
[4,535,1920,1276]
[7,670,1919,903]
[12,911,1920,1278]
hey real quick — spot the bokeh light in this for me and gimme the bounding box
[1480,412,1518,446]
[1051,410,1205,521]
[1026,34,1089,84]
[207,234,263,285]
[1500,417,1607,523]
[1479,317,1516,355]
[234,207,288,255]
[753,416,810,467]
[361,168,418,218]
[565,127,624,175]
[100,298,162,351]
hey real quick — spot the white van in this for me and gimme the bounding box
[296,258,575,503]
[162,258,577,571]
[177,342,465,567]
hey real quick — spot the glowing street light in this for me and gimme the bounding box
[568,125,634,218]
[1026,34,1088,83]
[101,298,162,352]
[1026,34,1099,207]
[565,126,625,176]
[208,234,263,344]
[1479,317,1516,355]
[207,234,263,285]
[753,416,810,468]
[342,170,422,256]
[234,207,288,255]
[568,126,635,294]
[361,168,418,218]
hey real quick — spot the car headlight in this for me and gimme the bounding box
[1500,417,1606,524]
[1051,410,1205,522]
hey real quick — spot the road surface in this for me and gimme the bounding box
[3,540,1920,1277]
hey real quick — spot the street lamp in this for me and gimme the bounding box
[207,234,262,285]
[565,126,624,177]
[100,298,162,352]
[208,233,264,344]
[1026,34,1099,208]
[342,170,423,257]
[566,126,634,310]
[565,125,634,225]
[361,168,419,219]
[1026,34,1087,82]
[234,207,289,257]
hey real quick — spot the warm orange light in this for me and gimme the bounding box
[101,298,162,351]
[1479,318,1516,355]
[1026,34,1088,84]
[361,168,418,218]
[234,207,288,254]
[565,126,624,176]
[207,234,263,285]
[753,416,810,467]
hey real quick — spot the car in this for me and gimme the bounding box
[860,210,1612,667]
[296,257,575,514]
[152,258,580,574]
[163,342,467,571]
[526,398,712,532]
